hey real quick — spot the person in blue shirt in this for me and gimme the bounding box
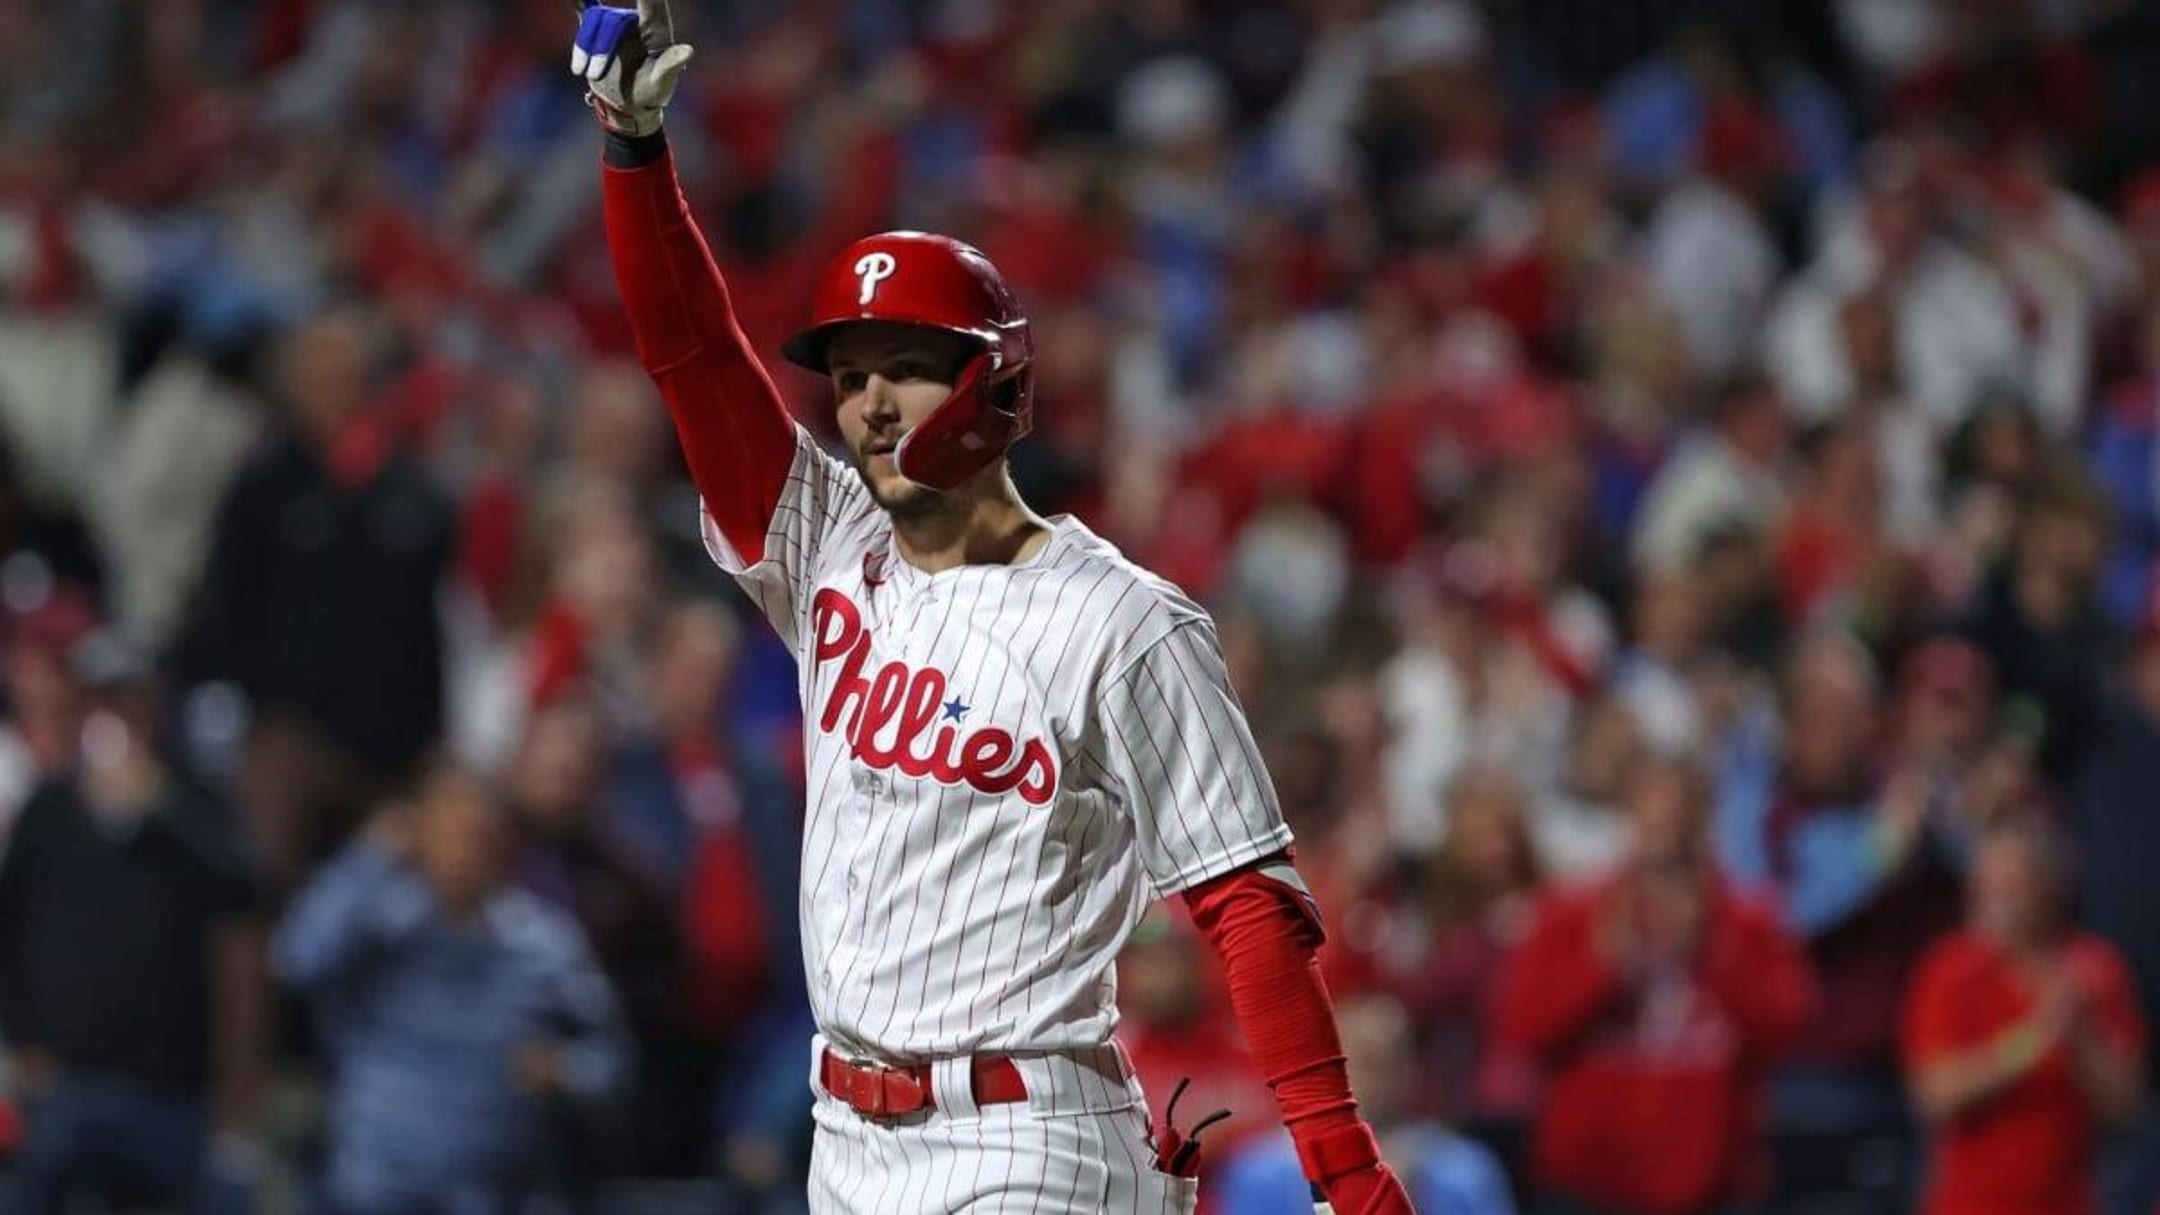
[274,761,632,1215]
[1214,1125,1518,1215]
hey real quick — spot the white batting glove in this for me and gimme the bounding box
[570,0,693,137]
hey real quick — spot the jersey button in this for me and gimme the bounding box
[846,872,860,892]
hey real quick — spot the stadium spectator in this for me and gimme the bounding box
[1714,632,1959,1035]
[0,634,261,1213]
[1773,417,1917,636]
[1381,487,1615,836]
[1712,630,1960,1210]
[1607,571,1715,758]
[503,694,700,1176]
[1495,754,1814,1215]
[273,762,630,1214]
[1976,134,2138,438]
[506,699,678,1023]
[604,598,809,1194]
[1533,693,1643,879]
[1631,372,1790,577]
[172,306,455,885]
[600,599,739,895]
[1392,767,1543,1138]
[1903,815,2146,1215]
[1641,98,1787,384]
[1764,137,2025,436]
[1828,283,1943,549]
[515,479,662,731]
[1957,465,2113,781]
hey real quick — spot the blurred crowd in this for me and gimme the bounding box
[2,0,2160,1212]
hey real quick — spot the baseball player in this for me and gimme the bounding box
[572,4,1418,1212]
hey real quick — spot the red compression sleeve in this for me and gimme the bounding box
[1183,860,1380,1183]
[601,144,798,563]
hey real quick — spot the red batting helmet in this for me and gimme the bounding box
[781,231,1034,492]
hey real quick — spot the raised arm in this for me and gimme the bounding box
[578,1,799,563]
[271,838,432,996]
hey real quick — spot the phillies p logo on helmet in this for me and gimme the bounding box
[855,252,898,305]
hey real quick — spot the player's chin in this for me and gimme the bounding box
[854,458,944,518]
[875,480,946,519]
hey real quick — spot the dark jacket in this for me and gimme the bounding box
[176,432,452,769]
[0,774,259,1092]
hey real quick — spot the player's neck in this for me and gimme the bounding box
[891,473,1052,573]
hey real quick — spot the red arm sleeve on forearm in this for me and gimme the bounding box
[1182,862,1365,1155]
[601,148,798,563]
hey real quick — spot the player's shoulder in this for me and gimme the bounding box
[1048,518,1213,647]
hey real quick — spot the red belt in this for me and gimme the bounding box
[819,1049,1029,1118]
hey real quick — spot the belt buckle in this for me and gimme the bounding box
[839,1058,928,1119]
[844,1062,886,1117]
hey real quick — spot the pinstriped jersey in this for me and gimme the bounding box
[703,426,1292,1062]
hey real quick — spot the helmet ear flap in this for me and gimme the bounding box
[893,350,1031,491]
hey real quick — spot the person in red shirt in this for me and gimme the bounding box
[1492,755,1815,1215]
[1902,815,2147,1215]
